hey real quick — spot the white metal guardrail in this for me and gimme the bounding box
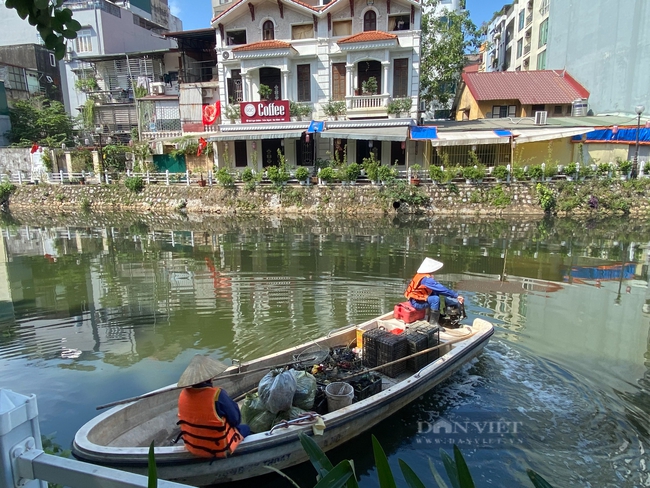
[0,389,191,488]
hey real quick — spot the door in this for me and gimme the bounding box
[356,140,381,164]
[358,60,381,94]
[391,141,405,166]
[234,140,247,167]
[332,63,346,101]
[259,67,281,100]
[262,139,283,167]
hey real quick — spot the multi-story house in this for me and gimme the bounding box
[206,0,424,171]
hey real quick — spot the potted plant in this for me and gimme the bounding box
[266,149,291,187]
[564,162,578,181]
[377,165,396,185]
[596,161,612,178]
[528,165,543,182]
[214,168,235,188]
[464,165,486,184]
[299,104,312,121]
[198,173,207,187]
[323,100,347,120]
[361,76,378,95]
[345,162,361,184]
[512,166,526,182]
[543,164,557,181]
[289,101,301,121]
[429,165,445,184]
[617,158,632,179]
[319,166,336,184]
[258,84,272,101]
[492,165,509,182]
[294,166,310,185]
[225,102,240,123]
[387,98,413,118]
[362,155,381,184]
[410,163,422,185]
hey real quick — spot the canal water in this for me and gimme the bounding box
[1,212,649,487]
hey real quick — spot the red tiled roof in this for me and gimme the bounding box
[463,63,479,73]
[212,0,321,22]
[462,70,590,105]
[232,40,292,52]
[338,31,398,44]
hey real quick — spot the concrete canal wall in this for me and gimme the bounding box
[4,180,650,217]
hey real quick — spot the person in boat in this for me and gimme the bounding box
[405,257,464,325]
[177,355,250,458]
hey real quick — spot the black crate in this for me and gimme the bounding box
[405,332,429,372]
[362,328,388,368]
[375,332,408,378]
[349,373,383,401]
[411,324,440,363]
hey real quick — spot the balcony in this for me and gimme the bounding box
[524,43,531,55]
[526,14,533,27]
[346,94,390,117]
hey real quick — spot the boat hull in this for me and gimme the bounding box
[73,317,494,485]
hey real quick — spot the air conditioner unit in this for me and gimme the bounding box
[221,50,231,60]
[202,88,214,99]
[150,82,165,95]
[534,111,548,125]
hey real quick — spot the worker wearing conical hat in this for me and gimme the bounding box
[177,355,250,458]
[405,258,464,325]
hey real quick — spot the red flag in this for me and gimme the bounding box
[197,137,208,156]
[30,143,40,154]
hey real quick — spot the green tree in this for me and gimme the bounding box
[420,0,481,108]
[4,0,81,59]
[8,96,74,147]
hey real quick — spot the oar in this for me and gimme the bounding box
[96,356,317,410]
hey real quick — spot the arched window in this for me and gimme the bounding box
[363,10,376,32]
[263,20,275,40]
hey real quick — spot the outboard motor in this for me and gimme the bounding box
[440,301,467,329]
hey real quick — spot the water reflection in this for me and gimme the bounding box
[1,212,650,487]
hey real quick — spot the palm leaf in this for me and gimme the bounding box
[300,432,334,479]
[453,445,475,488]
[313,460,354,488]
[439,449,460,488]
[147,441,157,488]
[428,458,450,488]
[527,469,555,488]
[371,435,397,488]
[398,459,427,488]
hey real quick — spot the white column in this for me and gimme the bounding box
[282,70,290,100]
[382,61,390,102]
[241,73,249,102]
[346,64,354,108]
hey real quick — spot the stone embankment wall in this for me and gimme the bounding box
[5,180,650,216]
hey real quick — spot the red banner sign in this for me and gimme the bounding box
[240,100,290,123]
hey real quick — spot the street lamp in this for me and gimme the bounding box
[633,105,645,179]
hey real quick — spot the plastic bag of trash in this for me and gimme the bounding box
[291,370,317,410]
[241,393,275,433]
[259,369,297,414]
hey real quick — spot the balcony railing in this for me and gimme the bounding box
[524,44,531,55]
[347,94,389,110]
[525,14,533,26]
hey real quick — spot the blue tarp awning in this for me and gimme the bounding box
[572,127,650,143]
[410,126,438,140]
[494,130,512,137]
[307,120,324,133]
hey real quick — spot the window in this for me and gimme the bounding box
[537,50,547,69]
[518,10,525,30]
[227,69,243,102]
[262,20,274,40]
[331,63,346,101]
[291,24,314,40]
[363,10,376,31]
[49,53,56,67]
[553,105,563,115]
[538,19,548,48]
[531,104,545,113]
[516,39,523,58]
[226,30,246,45]
[4,66,27,91]
[332,20,352,36]
[392,58,408,98]
[75,29,93,53]
[297,64,311,102]
[388,15,409,31]
[492,105,517,118]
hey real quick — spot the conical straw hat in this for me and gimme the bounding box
[417,258,444,274]
[178,355,229,387]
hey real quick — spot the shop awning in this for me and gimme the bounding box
[410,126,438,140]
[430,131,511,147]
[513,127,593,143]
[321,127,408,141]
[207,129,307,142]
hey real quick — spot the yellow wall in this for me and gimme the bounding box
[456,86,481,120]
[512,138,574,167]
[581,143,630,164]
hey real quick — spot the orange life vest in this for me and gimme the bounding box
[404,273,432,301]
[177,387,242,458]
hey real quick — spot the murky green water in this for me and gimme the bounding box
[1,212,649,487]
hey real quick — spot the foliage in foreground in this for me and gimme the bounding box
[281,432,556,488]
[8,97,74,148]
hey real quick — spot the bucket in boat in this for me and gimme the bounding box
[325,382,354,412]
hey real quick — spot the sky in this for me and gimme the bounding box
[172,0,506,31]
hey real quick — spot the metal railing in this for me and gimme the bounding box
[347,94,389,110]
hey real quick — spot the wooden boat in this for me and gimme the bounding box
[72,313,494,486]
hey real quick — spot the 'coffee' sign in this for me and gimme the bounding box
[240,100,290,123]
